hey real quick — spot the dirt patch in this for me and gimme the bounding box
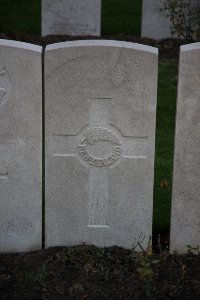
[0,244,200,300]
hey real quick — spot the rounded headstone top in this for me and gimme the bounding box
[0,39,42,53]
[181,42,200,52]
[46,40,158,55]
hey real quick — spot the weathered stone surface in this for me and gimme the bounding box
[170,43,200,254]
[45,40,158,249]
[42,0,101,36]
[0,40,42,252]
[141,0,172,39]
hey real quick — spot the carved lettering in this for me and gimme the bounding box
[59,53,128,90]
[0,220,33,233]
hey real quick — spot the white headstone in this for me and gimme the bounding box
[0,40,42,252]
[141,0,172,39]
[170,43,200,254]
[42,0,101,36]
[45,40,158,249]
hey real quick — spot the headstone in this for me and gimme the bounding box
[141,0,172,39]
[170,43,200,254]
[0,40,42,252]
[45,40,158,249]
[42,0,101,36]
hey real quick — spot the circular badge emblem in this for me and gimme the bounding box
[78,127,122,167]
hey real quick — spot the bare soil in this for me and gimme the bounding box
[1,244,200,300]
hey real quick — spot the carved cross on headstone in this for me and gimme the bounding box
[52,98,148,228]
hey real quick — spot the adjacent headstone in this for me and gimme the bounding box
[141,0,172,39]
[0,40,42,252]
[170,43,200,254]
[42,0,101,36]
[45,40,158,249]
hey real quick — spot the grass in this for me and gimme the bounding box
[153,61,178,234]
[102,0,142,35]
[0,0,178,237]
[24,265,46,283]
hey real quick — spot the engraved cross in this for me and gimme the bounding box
[52,98,148,228]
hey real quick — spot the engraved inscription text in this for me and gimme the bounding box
[0,220,33,233]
